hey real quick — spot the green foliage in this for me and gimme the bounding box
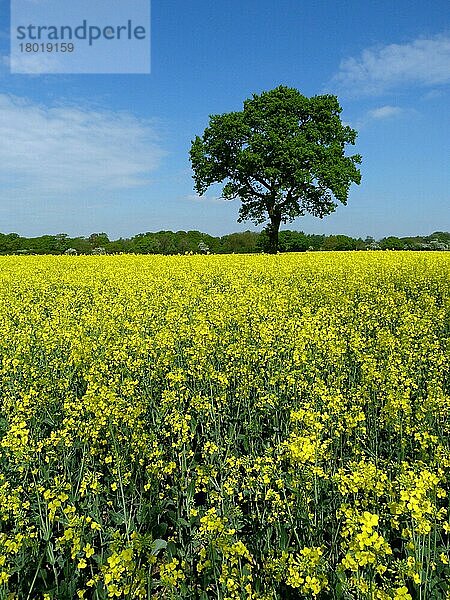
[220,231,259,253]
[430,231,450,244]
[190,85,362,252]
[0,233,22,253]
[0,230,447,255]
[88,232,110,247]
[258,230,326,253]
[379,237,406,250]
[323,235,360,251]
[278,230,310,252]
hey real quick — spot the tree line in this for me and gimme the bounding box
[0,230,448,255]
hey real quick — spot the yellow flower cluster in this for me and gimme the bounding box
[285,546,328,595]
[340,510,392,572]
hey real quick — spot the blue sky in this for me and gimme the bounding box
[0,0,449,239]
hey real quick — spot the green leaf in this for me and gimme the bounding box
[151,539,167,555]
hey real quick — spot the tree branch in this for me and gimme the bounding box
[277,187,294,209]
[242,177,268,199]
[254,177,272,192]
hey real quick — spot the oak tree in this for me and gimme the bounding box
[190,86,361,253]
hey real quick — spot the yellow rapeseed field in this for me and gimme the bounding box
[0,252,449,599]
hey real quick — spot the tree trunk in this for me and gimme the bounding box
[266,211,281,254]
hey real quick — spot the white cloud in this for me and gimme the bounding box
[422,88,445,100]
[0,94,165,198]
[9,52,63,74]
[354,105,415,130]
[332,33,450,96]
[187,193,226,203]
[367,105,404,119]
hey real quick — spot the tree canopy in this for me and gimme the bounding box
[190,85,362,252]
